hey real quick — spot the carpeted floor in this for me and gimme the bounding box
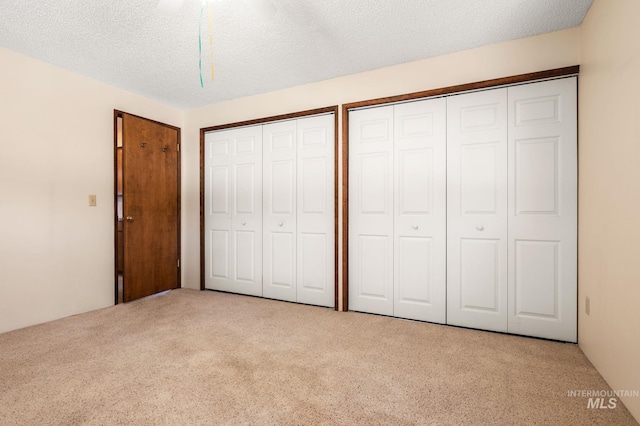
[0,289,637,425]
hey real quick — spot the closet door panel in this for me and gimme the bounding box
[393,99,447,323]
[349,106,394,316]
[205,126,263,296]
[233,129,263,296]
[447,89,508,332]
[296,114,335,307]
[507,77,577,342]
[263,120,297,302]
[460,238,501,311]
[233,131,263,296]
[205,131,233,290]
[210,230,229,280]
[235,229,257,282]
[397,236,432,301]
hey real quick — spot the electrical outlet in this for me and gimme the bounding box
[585,296,590,316]
[88,194,97,207]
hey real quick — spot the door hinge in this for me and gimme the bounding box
[177,143,180,152]
[177,259,180,268]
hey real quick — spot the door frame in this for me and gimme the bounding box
[114,110,182,304]
[341,66,579,312]
[199,106,340,309]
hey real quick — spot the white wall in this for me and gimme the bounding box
[182,28,581,310]
[579,0,640,420]
[0,47,183,334]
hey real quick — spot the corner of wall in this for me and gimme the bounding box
[578,0,640,421]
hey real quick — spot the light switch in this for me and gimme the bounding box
[89,194,97,207]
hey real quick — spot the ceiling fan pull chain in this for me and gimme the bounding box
[208,0,215,82]
[198,3,204,88]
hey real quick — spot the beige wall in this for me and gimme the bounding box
[0,47,183,334]
[579,0,640,419]
[182,28,581,309]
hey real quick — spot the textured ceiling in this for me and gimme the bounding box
[0,0,594,109]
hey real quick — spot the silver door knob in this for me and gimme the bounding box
[242,221,246,226]
[476,225,484,231]
[412,225,419,230]
[278,222,283,227]
[125,216,134,223]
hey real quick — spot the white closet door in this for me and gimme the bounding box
[296,114,335,307]
[393,99,447,323]
[204,125,263,296]
[263,120,297,302]
[507,78,577,342]
[447,89,508,332]
[349,106,394,316]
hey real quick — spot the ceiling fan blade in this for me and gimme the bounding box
[243,0,276,21]
[157,0,186,13]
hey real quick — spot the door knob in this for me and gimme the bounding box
[476,225,484,231]
[412,225,419,230]
[125,216,134,223]
[242,221,246,226]
[278,222,283,227]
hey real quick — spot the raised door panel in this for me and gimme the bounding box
[299,233,327,294]
[447,89,508,332]
[235,230,256,282]
[358,235,391,299]
[393,99,446,323]
[460,143,501,215]
[263,120,297,302]
[460,239,501,313]
[513,240,559,318]
[210,229,229,281]
[235,163,256,214]
[514,138,559,215]
[359,153,390,214]
[507,77,577,342]
[349,106,394,316]
[297,114,335,307]
[397,236,432,303]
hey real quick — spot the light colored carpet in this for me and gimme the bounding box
[0,289,637,425]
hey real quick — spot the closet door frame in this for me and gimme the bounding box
[342,66,579,313]
[200,106,340,309]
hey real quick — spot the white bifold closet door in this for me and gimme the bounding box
[507,78,577,342]
[349,105,395,316]
[295,114,335,307]
[262,120,297,302]
[262,114,335,307]
[447,78,577,342]
[204,125,263,296]
[205,113,334,308]
[349,98,447,323]
[446,88,509,333]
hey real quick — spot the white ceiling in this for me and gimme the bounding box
[0,0,593,110]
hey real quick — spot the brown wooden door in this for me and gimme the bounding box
[120,112,180,302]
